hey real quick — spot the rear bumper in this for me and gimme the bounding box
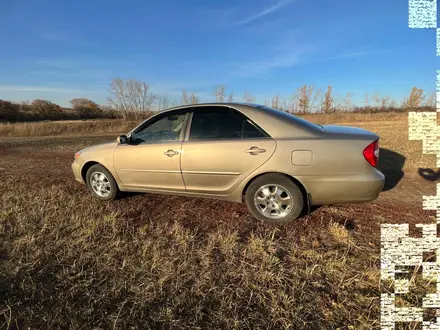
[300,169,385,205]
[71,161,84,184]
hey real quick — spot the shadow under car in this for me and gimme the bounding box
[377,148,406,192]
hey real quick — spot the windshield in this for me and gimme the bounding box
[257,106,323,130]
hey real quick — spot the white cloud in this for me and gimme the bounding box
[234,39,318,77]
[316,49,388,62]
[234,0,294,26]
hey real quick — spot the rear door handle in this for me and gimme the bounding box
[164,149,179,157]
[246,146,266,155]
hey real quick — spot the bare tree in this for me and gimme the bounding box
[291,90,299,113]
[108,78,156,118]
[271,95,280,109]
[372,93,381,107]
[243,92,255,103]
[344,92,353,111]
[364,93,370,107]
[297,84,315,113]
[228,92,234,103]
[70,98,101,119]
[0,100,19,121]
[298,85,308,113]
[108,78,128,112]
[403,87,425,109]
[181,90,199,105]
[182,90,190,105]
[380,95,391,109]
[70,98,98,109]
[426,92,435,107]
[100,104,113,111]
[190,92,199,104]
[215,84,226,103]
[126,79,156,112]
[322,85,334,113]
[171,100,179,108]
[157,94,170,110]
[30,99,62,116]
[310,88,322,113]
[333,95,345,112]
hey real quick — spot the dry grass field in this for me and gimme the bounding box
[0,112,436,329]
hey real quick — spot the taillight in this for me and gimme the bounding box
[363,139,379,167]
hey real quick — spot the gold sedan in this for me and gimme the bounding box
[72,103,384,224]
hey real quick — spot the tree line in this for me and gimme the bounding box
[0,78,435,122]
[0,98,121,122]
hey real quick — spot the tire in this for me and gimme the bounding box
[245,173,304,224]
[86,164,120,201]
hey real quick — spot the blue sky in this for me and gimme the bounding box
[0,0,437,107]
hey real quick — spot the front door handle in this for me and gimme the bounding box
[164,149,179,157]
[246,146,266,155]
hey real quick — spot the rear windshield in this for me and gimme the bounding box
[257,106,323,130]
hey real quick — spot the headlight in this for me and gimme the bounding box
[74,151,81,159]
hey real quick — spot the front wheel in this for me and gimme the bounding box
[86,164,120,201]
[245,173,304,224]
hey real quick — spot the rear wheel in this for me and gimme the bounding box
[245,173,304,224]
[86,164,119,201]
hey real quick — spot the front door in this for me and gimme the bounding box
[181,107,276,195]
[114,111,187,191]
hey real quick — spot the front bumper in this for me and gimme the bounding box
[71,161,84,183]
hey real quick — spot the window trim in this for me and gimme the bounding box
[127,109,190,145]
[185,106,272,142]
[184,112,193,141]
[241,117,271,139]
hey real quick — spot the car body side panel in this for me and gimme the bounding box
[72,141,126,190]
[295,170,384,205]
[268,138,379,176]
[227,138,385,204]
[180,139,276,194]
[113,142,186,191]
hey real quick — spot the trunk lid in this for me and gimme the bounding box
[321,125,378,139]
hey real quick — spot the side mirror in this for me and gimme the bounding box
[117,135,129,144]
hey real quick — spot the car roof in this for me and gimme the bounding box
[161,102,261,111]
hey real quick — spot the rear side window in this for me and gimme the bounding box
[189,108,268,141]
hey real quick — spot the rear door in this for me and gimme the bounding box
[180,106,276,194]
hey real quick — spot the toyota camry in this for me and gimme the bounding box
[72,103,385,224]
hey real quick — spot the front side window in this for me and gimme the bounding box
[189,107,268,141]
[130,112,186,144]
